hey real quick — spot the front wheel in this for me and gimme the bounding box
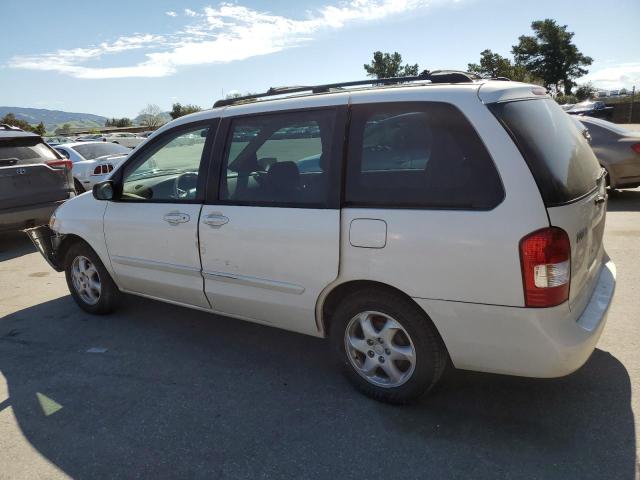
[64,242,120,314]
[329,289,448,404]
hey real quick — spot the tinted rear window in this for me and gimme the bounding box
[345,102,504,209]
[0,137,58,164]
[489,99,601,206]
[72,142,130,160]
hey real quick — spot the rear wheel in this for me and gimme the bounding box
[64,242,120,314]
[330,289,448,404]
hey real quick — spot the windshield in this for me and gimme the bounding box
[71,142,130,160]
[489,98,602,206]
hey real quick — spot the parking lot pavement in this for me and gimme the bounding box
[1,191,639,480]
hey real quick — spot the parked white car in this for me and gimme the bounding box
[101,132,146,148]
[54,141,130,193]
[27,73,616,404]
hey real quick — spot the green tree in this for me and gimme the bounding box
[512,19,592,95]
[55,123,72,134]
[575,83,596,101]
[364,51,420,79]
[467,49,537,82]
[169,103,202,120]
[33,121,46,136]
[1,113,34,132]
[555,94,578,105]
[105,117,133,127]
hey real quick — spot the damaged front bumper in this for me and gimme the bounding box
[24,225,64,272]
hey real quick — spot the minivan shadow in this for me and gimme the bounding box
[0,231,35,262]
[0,296,635,479]
[608,187,640,212]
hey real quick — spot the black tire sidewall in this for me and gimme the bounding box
[73,178,85,194]
[64,242,118,315]
[329,290,446,404]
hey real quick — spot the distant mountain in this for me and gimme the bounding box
[0,106,108,133]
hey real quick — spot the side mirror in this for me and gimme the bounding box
[93,181,115,201]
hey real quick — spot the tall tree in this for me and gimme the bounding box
[138,104,166,129]
[169,103,202,120]
[512,19,592,94]
[467,49,536,82]
[364,51,420,79]
[33,121,46,136]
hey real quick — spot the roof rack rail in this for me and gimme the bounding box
[213,70,480,108]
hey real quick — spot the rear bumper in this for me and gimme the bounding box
[23,225,64,272]
[0,200,66,232]
[414,260,616,378]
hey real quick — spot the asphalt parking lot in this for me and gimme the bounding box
[1,190,639,479]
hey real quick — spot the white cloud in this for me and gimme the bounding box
[582,63,640,91]
[166,11,177,17]
[8,0,444,79]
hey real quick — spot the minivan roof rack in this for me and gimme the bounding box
[213,70,481,108]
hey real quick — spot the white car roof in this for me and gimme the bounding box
[154,79,547,137]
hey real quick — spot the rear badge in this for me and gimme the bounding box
[16,168,26,175]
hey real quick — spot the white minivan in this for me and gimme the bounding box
[27,72,616,404]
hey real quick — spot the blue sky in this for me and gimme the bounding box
[1,0,639,118]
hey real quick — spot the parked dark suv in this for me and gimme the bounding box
[0,124,75,232]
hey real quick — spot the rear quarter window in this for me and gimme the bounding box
[345,102,504,209]
[489,99,602,206]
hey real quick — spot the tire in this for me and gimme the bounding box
[73,178,85,194]
[64,241,120,315]
[329,288,448,404]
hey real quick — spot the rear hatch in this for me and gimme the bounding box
[0,135,73,210]
[489,97,606,310]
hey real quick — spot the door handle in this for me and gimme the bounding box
[163,212,191,225]
[203,213,229,227]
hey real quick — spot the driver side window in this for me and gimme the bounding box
[122,126,209,201]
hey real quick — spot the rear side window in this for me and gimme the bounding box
[0,137,59,165]
[345,102,504,209]
[489,99,602,206]
[219,109,337,207]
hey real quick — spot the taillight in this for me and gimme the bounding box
[519,227,571,307]
[46,159,72,170]
[92,164,114,175]
[631,143,640,154]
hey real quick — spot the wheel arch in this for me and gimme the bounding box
[317,279,444,341]
[56,233,86,267]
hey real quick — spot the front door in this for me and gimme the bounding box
[104,121,217,308]
[199,107,346,336]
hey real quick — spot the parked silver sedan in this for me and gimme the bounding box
[577,117,640,189]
